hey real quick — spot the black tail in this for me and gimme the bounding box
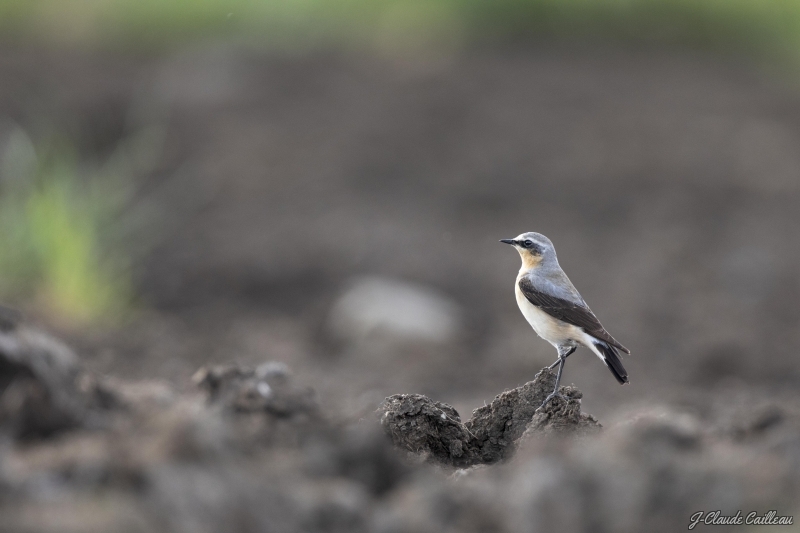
[594,341,629,384]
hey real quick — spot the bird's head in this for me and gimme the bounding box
[499,232,557,269]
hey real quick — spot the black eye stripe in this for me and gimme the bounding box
[515,238,543,254]
[524,241,543,254]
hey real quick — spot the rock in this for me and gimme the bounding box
[327,276,462,344]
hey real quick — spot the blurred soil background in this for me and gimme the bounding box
[1,0,800,531]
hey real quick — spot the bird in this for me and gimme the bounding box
[500,232,630,408]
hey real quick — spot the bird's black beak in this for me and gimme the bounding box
[499,239,516,245]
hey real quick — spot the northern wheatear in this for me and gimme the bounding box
[500,232,630,407]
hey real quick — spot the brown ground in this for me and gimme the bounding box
[1,41,800,531]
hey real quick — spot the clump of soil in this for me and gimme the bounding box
[378,367,600,467]
[0,321,114,440]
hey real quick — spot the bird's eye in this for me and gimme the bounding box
[524,240,533,248]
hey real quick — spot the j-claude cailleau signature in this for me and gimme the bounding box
[689,510,793,529]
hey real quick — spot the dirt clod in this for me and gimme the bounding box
[194,362,317,417]
[379,368,601,467]
[0,327,111,440]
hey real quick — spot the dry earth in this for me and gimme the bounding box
[1,42,800,530]
[2,322,799,532]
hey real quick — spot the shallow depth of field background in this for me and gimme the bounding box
[1,0,799,438]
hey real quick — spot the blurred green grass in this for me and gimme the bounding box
[0,0,799,65]
[24,160,132,324]
[0,133,138,326]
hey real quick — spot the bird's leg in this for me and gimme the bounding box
[548,346,576,370]
[540,346,574,409]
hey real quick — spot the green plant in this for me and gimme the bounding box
[0,136,134,325]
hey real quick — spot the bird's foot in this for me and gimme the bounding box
[539,391,570,410]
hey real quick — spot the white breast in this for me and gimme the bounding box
[514,282,592,349]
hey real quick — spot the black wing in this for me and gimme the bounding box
[518,277,630,354]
